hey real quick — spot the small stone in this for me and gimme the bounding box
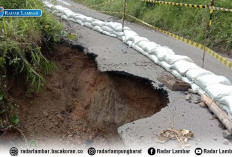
[185,94,191,101]
[194,97,201,104]
[223,139,229,145]
[184,91,188,95]
[43,111,49,117]
[188,89,194,93]
[194,100,199,104]
[57,114,64,121]
[211,114,217,120]
[223,130,232,140]
[158,83,164,88]
[54,122,59,126]
[199,102,206,108]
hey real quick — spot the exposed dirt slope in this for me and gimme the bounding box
[3,44,168,148]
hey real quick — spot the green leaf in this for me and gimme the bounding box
[11,115,19,125]
[0,88,3,101]
[66,33,77,40]
[29,140,36,147]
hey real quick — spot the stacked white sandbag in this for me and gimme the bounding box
[171,60,200,75]
[159,61,172,72]
[190,83,204,94]
[186,69,213,82]
[195,74,231,90]
[171,70,182,80]
[155,47,175,61]
[165,55,193,65]
[205,84,232,101]
[43,1,232,118]
[218,95,232,117]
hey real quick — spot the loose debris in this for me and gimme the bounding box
[157,74,191,91]
[199,102,206,108]
[223,139,229,145]
[157,128,194,148]
[185,94,191,101]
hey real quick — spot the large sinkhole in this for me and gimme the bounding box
[2,44,169,147]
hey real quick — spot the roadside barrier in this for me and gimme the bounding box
[141,0,232,12]
[65,0,232,70]
[126,14,232,70]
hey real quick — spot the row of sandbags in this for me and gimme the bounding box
[43,1,232,118]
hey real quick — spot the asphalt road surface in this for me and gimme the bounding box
[49,0,232,149]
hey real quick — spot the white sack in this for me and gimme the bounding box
[205,84,232,100]
[114,25,123,32]
[149,55,159,64]
[63,9,75,18]
[143,42,160,54]
[54,5,64,12]
[69,18,76,23]
[124,30,138,42]
[44,2,53,8]
[186,69,213,81]
[75,19,84,26]
[171,70,182,79]
[160,61,172,72]
[101,26,114,33]
[164,55,193,65]
[191,83,201,93]
[155,46,175,61]
[92,20,105,27]
[106,22,121,29]
[52,10,58,14]
[84,22,93,29]
[171,60,200,75]
[56,13,63,17]
[114,26,131,32]
[102,31,117,38]
[195,75,231,90]
[85,17,94,23]
[126,41,133,47]
[218,96,232,118]
[138,41,159,53]
[182,77,192,84]
[61,15,68,20]
[93,26,103,33]
[113,31,125,37]
[74,14,87,22]
[134,37,149,45]
[132,45,147,56]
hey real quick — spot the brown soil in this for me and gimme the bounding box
[1,44,168,148]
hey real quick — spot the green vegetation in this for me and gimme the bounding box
[76,0,232,56]
[0,0,63,91]
[0,0,64,127]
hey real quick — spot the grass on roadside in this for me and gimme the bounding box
[0,0,64,128]
[76,0,232,56]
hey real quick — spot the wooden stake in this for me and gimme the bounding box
[201,94,232,134]
[122,0,127,31]
[202,0,215,68]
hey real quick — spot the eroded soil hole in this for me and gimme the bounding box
[2,44,168,147]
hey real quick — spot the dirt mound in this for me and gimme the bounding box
[6,44,168,147]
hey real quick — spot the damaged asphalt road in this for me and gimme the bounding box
[53,0,232,148]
